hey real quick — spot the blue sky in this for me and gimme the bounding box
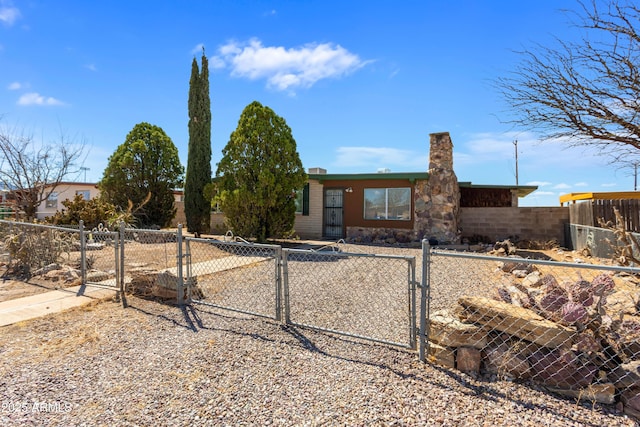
[0,0,633,206]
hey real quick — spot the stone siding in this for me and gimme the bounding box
[413,132,460,244]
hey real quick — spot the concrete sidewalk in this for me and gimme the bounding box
[0,284,117,327]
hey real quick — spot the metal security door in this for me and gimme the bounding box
[324,188,344,239]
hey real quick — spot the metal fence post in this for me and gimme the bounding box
[176,224,184,306]
[119,222,125,301]
[282,248,291,324]
[409,256,417,350]
[274,246,282,321]
[419,239,431,362]
[79,220,86,285]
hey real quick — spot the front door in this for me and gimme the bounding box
[323,188,344,239]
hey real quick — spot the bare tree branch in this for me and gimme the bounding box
[497,0,640,164]
[0,121,86,220]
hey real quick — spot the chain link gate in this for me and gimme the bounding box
[78,221,123,298]
[185,237,282,320]
[282,247,417,349]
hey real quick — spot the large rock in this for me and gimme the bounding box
[610,360,640,389]
[458,296,574,348]
[457,346,481,374]
[128,270,192,300]
[622,388,640,415]
[429,310,487,348]
[483,342,531,379]
[529,348,597,389]
[427,342,455,369]
[547,383,616,405]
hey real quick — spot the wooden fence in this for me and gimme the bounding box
[569,199,640,232]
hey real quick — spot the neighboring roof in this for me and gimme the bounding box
[309,172,430,183]
[458,182,538,198]
[559,191,640,205]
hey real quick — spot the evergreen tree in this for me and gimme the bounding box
[185,48,212,236]
[98,122,184,228]
[217,101,307,242]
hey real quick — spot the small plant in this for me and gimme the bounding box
[2,224,74,277]
[597,207,640,266]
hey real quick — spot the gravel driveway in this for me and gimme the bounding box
[0,293,636,426]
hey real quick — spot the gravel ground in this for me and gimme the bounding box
[0,245,638,426]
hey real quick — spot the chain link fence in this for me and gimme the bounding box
[186,238,282,319]
[0,220,122,296]
[423,246,640,417]
[283,246,417,349]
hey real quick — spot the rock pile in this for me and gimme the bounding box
[127,270,202,300]
[427,259,640,419]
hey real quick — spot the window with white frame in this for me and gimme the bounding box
[76,190,90,200]
[46,192,58,208]
[363,187,411,220]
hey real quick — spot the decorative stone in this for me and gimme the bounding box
[483,342,531,379]
[547,383,616,405]
[429,310,487,348]
[427,341,455,369]
[610,360,640,389]
[458,296,574,348]
[456,346,481,373]
[529,348,597,389]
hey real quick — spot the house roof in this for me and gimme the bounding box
[458,182,538,198]
[308,173,538,198]
[559,191,640,205]
[309,172,429,183]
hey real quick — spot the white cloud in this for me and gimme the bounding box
[7,81,21,90]
[84,63,97,72]
[17,92,65,106]
[0,2,20,26]
[531,191,556,196]
[601,183,617,188]
[574,182,588,187]
[334,146,427,170]
[191,43,205,55]
[525,181,552,187]
[211,38,369,93]
[553,183,571,189]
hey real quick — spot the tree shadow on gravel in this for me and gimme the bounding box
[281,323,419,380]
[124,300,629,426]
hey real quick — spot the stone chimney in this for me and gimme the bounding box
[414,132,460,244]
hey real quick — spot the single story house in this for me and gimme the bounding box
[210,132,540,244]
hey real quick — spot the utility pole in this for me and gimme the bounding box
[513,140,519,186]
[80,167,90,182]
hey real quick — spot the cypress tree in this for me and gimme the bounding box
[185,48,212,236]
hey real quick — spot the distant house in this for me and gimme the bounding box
[35,183,184,220]
[36,182,100,220]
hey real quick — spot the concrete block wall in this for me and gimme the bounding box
[292,180,323,239]
[459,207,569,245]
